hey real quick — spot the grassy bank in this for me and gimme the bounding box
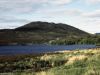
[0,48,100,75]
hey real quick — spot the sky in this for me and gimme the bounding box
[0,0,100,33]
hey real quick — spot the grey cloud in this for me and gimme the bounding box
[0,0,46,14]
[0,0,73,12]
[82,10,100,18]
[36,8,82,16]
[84,0,100,4]
[0,16,30,23]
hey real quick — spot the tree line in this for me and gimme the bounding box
[49,35,100,45]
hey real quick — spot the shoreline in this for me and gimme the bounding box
[0,48,100,73]
[0,48,100,57]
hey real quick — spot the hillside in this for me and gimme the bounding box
[15,21,88,34]
[0,21,89,44]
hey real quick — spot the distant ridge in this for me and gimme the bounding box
[0,21,89,44]
[15,21,88,34]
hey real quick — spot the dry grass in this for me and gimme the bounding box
[65,55,88,65]
[36,71,54,75]
[1,48,100,75]
[40,54,56,61]
[57,48,100,54]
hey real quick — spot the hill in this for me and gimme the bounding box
[0,21,89,45]
[15,21,88,34]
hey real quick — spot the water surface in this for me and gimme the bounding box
[0,44,96,55]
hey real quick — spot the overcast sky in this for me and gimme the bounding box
[0,0,100,33]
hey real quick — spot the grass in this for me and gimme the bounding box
[0,48,100,75]
[36,48,100,75]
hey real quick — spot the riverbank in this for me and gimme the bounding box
[0,48,100,75]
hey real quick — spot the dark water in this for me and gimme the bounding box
[0,44,96,55]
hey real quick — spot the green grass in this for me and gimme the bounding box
[0,48,100,75]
